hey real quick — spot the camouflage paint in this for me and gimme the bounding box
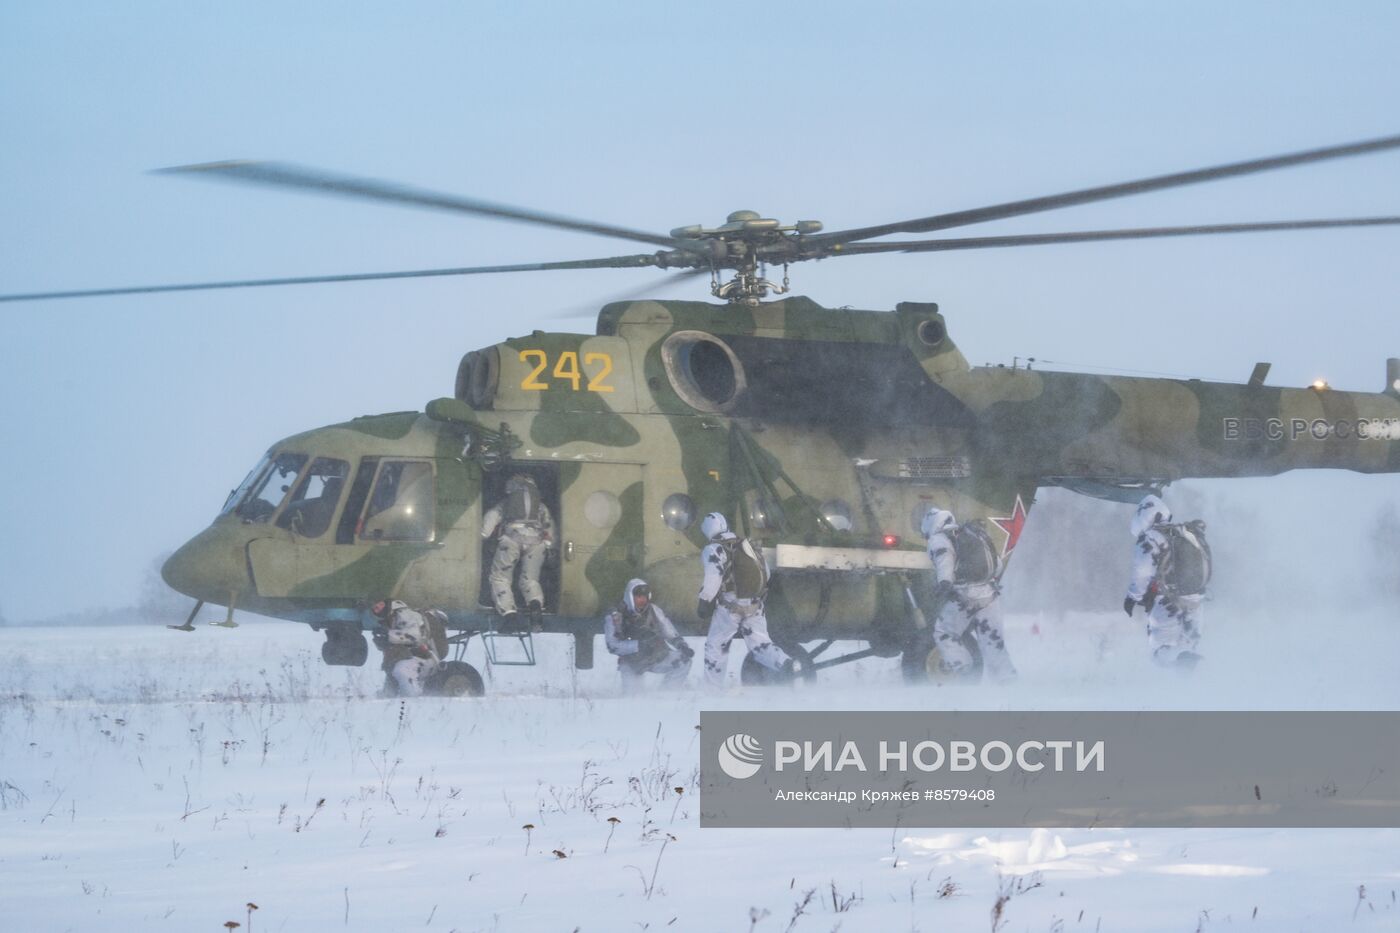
[583,479,644,615]
[163,296,1400,661]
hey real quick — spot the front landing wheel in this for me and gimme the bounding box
[321,625,369,667]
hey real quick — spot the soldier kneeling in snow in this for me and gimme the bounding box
[371,598,443,697]
[603,579,693,692]
[1123,494,1210,669]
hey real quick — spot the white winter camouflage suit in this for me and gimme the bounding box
[379,600,439,697]
[922,508,1017,682]
[481,477,555,617]
[1126,495,1203,666]
[699,516,791,687]
[603,578,692,691]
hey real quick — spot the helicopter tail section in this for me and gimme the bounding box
[968,364,1400,481]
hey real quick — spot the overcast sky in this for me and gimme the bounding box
[2,2,1398,621]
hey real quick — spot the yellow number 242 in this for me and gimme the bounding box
[519,349,615,393]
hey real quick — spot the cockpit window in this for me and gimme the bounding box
[276,457,349,538]
[221,455,272,516]
[359,460,435,542]
[236,452,308,523]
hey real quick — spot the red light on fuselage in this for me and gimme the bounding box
[881,534,900,548]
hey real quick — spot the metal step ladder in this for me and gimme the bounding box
[480,623,537,666]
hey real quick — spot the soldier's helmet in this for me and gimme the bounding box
[1132,495,1172,537]
[700,512,728,540]
[505,473,536,493]
[623,579,651,615]
[920,507,956,539]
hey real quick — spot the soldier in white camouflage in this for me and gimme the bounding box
[697,512,793,687]
[1123,494,1208,669]
[918,507,1017,683]
[481,473,554,632]
[370,598,442,697]
[603,578,693,691]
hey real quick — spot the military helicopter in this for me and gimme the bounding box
[6,134,1400,693]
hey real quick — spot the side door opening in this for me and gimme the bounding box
[477,465,562,615]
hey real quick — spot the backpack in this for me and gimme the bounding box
[424,609,450,660]
[1159,520,1211,598]
[721,537,770,600]
[951,521,998,585]
[502,482,543,526]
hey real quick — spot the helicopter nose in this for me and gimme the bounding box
[161,526,251,602]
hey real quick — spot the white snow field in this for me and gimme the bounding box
[2,609,1399,932]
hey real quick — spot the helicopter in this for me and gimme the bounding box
[6,134,1400,693]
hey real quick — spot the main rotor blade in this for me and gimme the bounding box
[544,268,708,320]
[810,133,1400,245]
[820,216,1400,256]
[157,161,707,253]
[0,253,669,303]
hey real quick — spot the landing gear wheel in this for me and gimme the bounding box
[900,630,982,684]
[740,644,816,686]
[427,660,486,697]
[321,625,369,667]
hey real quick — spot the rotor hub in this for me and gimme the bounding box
[665,213,823,302]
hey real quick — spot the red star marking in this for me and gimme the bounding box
[990,494,1029,558]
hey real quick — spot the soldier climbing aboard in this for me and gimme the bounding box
[915,506,1017,683]
[1123,494,1210,669]
[603,578,693,692]
[481,473,554,633]
[697,512,795,687]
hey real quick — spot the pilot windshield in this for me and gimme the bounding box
[220,454,271,516]
[234,452,308,523]
[275,457,349,538]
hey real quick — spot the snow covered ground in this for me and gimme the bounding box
[2,609,1399,932]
